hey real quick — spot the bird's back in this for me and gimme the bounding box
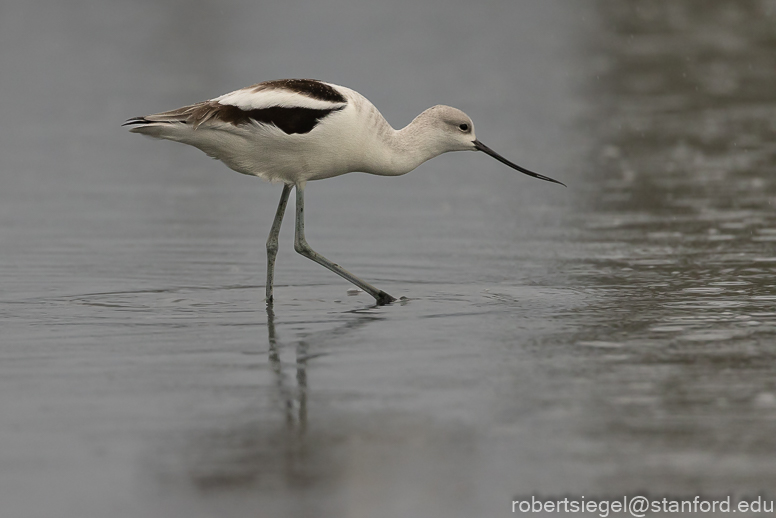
[126,79,398,183]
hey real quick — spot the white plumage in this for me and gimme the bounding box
[215,85,348,111]
[125,79,564,304]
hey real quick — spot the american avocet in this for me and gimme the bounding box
[124,79,564,305]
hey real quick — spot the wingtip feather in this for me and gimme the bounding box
[122,117,148,127]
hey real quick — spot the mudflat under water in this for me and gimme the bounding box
[1,1,775,517]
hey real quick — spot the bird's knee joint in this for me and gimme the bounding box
[294,240,312,256]
[266,240,279,254]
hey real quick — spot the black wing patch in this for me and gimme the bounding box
[253,79,347,103]
[215,104,345,134]
[124,103,345,135]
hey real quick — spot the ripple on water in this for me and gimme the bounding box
[681,287,725,294]
[680,330,745,342]
[664,300,748,309]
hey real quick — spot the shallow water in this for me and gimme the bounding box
[1,1,775,517]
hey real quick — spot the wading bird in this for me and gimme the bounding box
[125,79,564,305]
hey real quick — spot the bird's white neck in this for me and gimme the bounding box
[360,109,450,177]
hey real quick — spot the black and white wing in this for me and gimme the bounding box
[124,79,348,135]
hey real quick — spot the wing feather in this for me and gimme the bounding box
[123,79,349,134]
[215,79,347,111]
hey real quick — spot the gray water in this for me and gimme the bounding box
[1,1,775,517]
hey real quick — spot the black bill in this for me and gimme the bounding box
[473,140,566,187]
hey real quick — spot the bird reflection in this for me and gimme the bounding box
[267,304,308,436]
[176,301,387,493]
[265,303,386,440]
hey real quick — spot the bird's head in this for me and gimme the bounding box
[420,105,565,186]
[419,105,478,152]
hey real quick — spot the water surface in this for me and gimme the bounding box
[1,1,775,517]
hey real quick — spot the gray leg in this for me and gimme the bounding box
[266,184,293,304]
[293,184,395,305]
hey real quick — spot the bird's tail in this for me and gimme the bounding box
[123,104,203,138]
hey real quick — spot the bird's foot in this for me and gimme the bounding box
[375,291,397,305]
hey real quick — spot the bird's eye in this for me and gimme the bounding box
[459,123,469,132]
